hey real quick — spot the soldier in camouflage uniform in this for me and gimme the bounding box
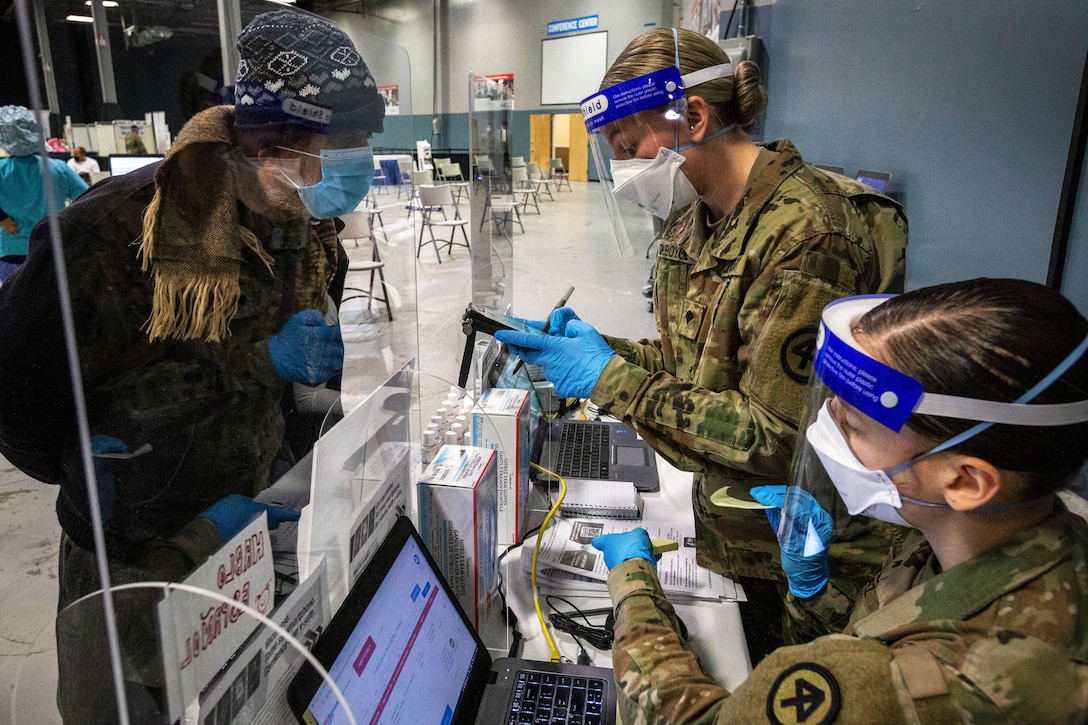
[592,279,1088,723]
[0,10,385,721]
[497,28,908,654]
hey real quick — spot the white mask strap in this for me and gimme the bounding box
[681,63,734,88]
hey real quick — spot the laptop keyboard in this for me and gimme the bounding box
[554,422,609,479]
[507,670,607,725]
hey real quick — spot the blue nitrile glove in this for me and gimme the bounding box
[89,434,125,522]
[199,494,301,541]
[494,319,615,399]
[544,306,581,336]
[751,485,833,599]
[268,309,344,385]
[591,529,659,570]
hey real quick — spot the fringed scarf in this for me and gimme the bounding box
[137,105,274,342]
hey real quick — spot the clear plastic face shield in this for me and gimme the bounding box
[580,45,732,256]
[777,295,1088,563]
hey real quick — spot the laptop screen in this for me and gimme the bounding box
[107,154,163,175]
[290,518,489,724]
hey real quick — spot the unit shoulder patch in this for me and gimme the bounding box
[766,662,841,725]
[780,326,818,384]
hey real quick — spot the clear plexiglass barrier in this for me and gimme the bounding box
[20,362,526,723]
[0,6,471,722]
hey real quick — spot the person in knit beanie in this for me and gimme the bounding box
[0,11,384,722]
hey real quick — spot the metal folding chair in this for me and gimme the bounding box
[416,184,470,262]
[338,209,393,321]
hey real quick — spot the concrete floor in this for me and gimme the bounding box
[0,178,657,723]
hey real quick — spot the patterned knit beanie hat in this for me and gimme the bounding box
[234,9,384,135]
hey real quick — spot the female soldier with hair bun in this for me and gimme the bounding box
[498,27,909,657]
[592,278,1088,723]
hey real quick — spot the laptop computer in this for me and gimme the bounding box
[536,419,660,493]
[473,334,659,493]
[855,169,891,193]
[287,515,617,725]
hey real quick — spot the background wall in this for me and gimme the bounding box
[332,0,1088,309]
[7,0,1087,310]
[749,0,1088,306]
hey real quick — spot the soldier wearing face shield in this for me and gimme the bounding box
[590,278,1088,723]
[497,28,909,656]
[0,10,384,721]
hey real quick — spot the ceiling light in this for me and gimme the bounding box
[84,1,120,6]
[265,0,297,4]
[66,14,94,22]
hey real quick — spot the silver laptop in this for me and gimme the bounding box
[537,419,660,493]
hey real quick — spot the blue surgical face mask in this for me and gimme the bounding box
[279,146,375,219]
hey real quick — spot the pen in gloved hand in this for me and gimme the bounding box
[512,285,575,375]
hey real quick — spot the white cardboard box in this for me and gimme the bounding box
[471,388,530,545]
[418,445,498,630]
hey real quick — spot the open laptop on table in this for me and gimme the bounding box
[287,515,617,725]
[469,326,659,493]
[536,418,660,493]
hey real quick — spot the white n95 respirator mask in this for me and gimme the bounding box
[805,401,912,527]
[610,147,699,219]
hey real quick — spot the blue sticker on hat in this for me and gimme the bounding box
[814,296,924,432]
[581,67,685,132]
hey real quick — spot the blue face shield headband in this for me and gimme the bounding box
[815,295,1088,478]
[277,145,375,219]
[580,32,735,142]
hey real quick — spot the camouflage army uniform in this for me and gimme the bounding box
[605,503,1088,723]
[0,107,338,719]
[592,140,908,589]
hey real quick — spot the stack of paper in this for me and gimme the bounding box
[521,516,739,602]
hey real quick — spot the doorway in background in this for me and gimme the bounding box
[530,113,588,181]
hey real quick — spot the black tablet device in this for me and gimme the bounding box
[462,303,545,337]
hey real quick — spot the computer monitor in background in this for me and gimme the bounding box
[855,169,891,193]
[813,163,845,175]
[106,154,163,175]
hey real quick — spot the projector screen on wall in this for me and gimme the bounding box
[541,31,608,106]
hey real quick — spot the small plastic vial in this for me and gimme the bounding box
[422,429,439,463]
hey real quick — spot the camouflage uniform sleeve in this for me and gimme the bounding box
[603,333,666,375]
[590,239,851,479]
[607,559,733,724]
[607,560,917,724]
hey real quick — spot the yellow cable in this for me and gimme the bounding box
[529,461,566,662]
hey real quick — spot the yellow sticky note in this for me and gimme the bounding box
[650,537,678,555]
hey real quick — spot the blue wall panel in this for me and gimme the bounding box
[754,0,1088,306]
